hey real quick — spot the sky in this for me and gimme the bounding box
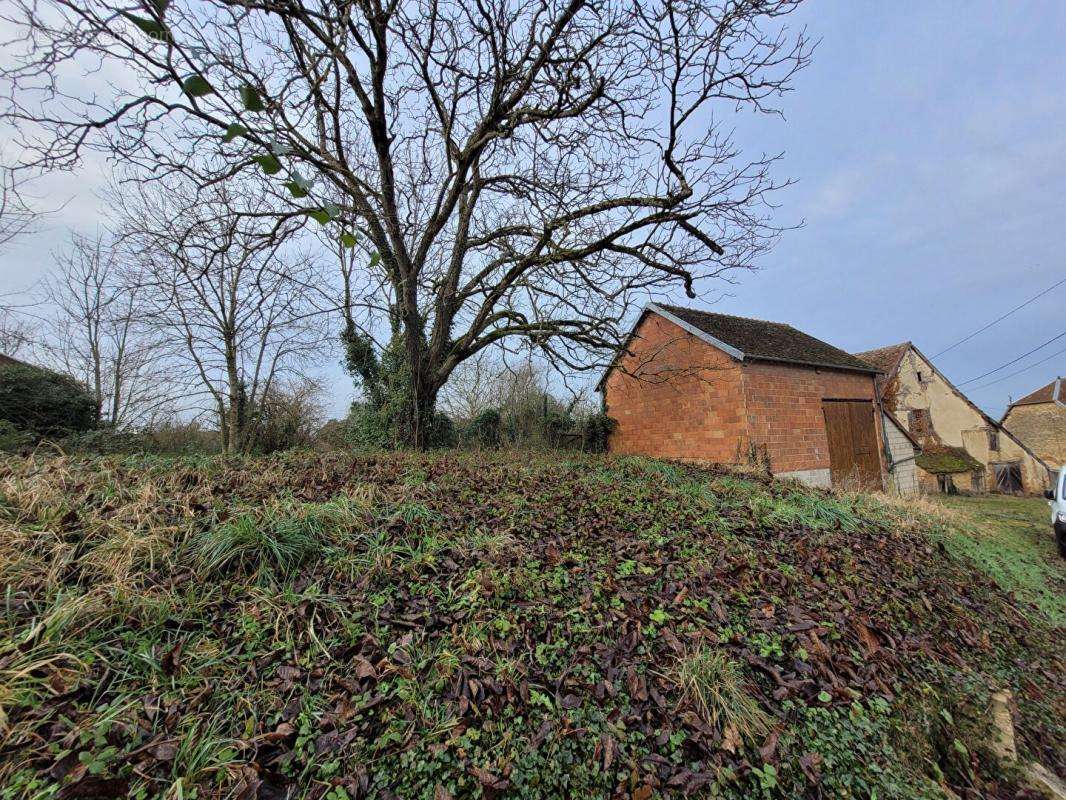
[2,1,1066,419]
[679,1,1066,419]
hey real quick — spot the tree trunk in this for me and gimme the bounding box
[397,294,437,450]
[224,341,246,454]
[400,377,438,451]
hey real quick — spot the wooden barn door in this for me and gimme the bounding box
[822,400,882,489]
[992,462,1023,494]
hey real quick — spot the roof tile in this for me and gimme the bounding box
[656,304,879,373]
[1008,378,1061,407]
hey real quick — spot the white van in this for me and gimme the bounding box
[1045,466,1066,558]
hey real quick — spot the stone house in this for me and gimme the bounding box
[1001,378,1066,470]
[854,342,1050,495]
[599,304,887,489]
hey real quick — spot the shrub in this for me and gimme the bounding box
[345,401,396,450]
[59,421,225,455]
[0,364,98,439]
[315,418,348,449]
[429,410,456,448]
[0,420,29,452]
[464,408,501,448]
[252,381,325,454]
[147,420,221,454]
[60,428,157,454]
[579,412,617,453]
[345,402,456,450]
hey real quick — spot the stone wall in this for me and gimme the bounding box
[1003,402,1066,469]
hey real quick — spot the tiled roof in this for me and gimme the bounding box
[654,304,879,374]
[853,342,909,377]
[852,342,911,397]
[1008,378,1061,407]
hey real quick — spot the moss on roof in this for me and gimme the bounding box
[915,447,982,475]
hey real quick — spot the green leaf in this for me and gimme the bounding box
[254,154,282,175]
[340,232,358,248]
[181,75,214,98]
[284,181,308,199]
[221,123,246,143]
[150,0,170,15]
[817,690,832,703]
[291,170,313,192]
[307,209,331,225]
[240,85,266,112]
[120,12,168,40]
[324,202,341,220]
[369,251,381,267]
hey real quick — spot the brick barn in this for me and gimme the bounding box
[598,304,887,489]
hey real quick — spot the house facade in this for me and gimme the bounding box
[854,342,1050,495]
[1001,378,1066,470]
[599,304,887,490]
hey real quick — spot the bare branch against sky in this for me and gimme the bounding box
[0,0,811,445]
[113,174,331,451]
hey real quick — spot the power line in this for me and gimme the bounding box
[957,329,1066,386]
[969,343,1066,392]
[932,275,1066,358]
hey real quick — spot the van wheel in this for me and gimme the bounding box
[1057,525,1066,559]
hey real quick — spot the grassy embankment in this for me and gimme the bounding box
[0,452,1062,799]
[931,493,1064,625]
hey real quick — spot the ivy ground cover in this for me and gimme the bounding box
[0,452,1061,799]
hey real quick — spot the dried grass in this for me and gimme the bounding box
[662,646,771,743]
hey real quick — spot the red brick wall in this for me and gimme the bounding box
[603,311,885,481]
[741,360,883,474]
[603,313,748,461]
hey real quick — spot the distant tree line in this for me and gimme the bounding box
[340,357,615,453]
[0,170,335,455]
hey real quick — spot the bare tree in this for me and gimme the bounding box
[116,177,330,452]
[0,169,39,252]
[2,0,811,447]
[0,169,44,351]
[438,350,500,424]
[0,310,34,358]
[42,231,180,427]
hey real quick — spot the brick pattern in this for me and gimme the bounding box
[741,360,882,475]
[1003,403,1066,469]
[882,414,919,495]
[604,314,747,461]
[604,313,885,485]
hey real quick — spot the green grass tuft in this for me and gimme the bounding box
[663,646,771,742]
[190,499,359,579]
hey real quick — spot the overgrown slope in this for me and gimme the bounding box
[0,453,1061,799]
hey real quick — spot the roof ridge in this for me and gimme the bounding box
[648,303,877,374]
[653,303,792,329]
[854,341,911,356]
[1006,377,1060,407]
